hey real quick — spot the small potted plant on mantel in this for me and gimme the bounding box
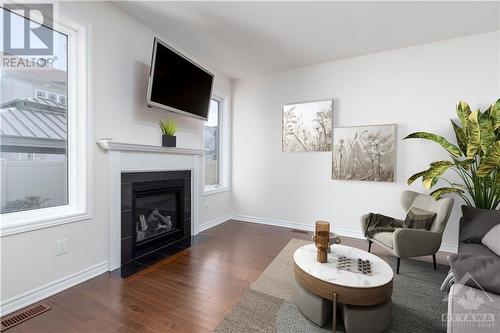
[403,99,499,210]
[159,119,177,147]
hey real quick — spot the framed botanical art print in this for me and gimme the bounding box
[332,124,396,182]
[282,99,333,152]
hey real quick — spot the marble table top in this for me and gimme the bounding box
[293,244,393,289]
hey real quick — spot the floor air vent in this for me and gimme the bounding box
[1,303,51,331]
[291,229,308,234]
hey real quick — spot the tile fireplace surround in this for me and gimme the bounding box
[97,140,204,275]
[120,170,191,277]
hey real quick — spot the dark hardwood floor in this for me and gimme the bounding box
[3,220,450,332]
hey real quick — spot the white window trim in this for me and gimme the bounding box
[0,10,93,237]
[203,90,230,196]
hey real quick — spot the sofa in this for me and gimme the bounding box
[446,208,500,333]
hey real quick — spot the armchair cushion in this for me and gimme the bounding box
[373,230,399,249]
[403,207,436,230]
[404,192,453,233]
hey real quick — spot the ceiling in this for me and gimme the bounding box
[116,1,500,79]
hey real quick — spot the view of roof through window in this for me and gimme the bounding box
[1,7,69,214]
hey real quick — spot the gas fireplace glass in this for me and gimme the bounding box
[134,190,179,244]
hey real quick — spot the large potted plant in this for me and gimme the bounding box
[403,99,499,210]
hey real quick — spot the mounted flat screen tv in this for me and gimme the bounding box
[146,38,214,120]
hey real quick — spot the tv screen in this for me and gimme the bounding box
[147,38,214,120]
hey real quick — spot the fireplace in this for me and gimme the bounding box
[121,170,191,277]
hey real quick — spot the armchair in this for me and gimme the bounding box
[361,190,454,274]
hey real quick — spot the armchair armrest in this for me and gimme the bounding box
[393,228,443,258]
[360,214,370,236]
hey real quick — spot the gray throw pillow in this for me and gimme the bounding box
[404,207,436,230]
[460,206,500,243]
[448,254,500,295]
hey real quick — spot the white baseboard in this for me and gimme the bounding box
[0,261,108,317]
[230,213,366,239]
[198,214,232,233]
[229,214,457,253]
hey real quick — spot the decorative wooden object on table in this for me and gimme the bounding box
[313,221,330,263]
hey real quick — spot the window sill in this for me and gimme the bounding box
[0,206,92,237]
[203,185,229,196]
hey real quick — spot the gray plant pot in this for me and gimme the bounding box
[162,135,176,147]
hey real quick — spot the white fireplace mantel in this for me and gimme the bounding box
[97,139,203,271]
[97,139,204,155]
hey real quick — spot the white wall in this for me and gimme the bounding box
[0,1,232,311]
[231,31,500,252]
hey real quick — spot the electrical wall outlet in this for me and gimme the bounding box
[204,202,209,212]
[56,239,68,256]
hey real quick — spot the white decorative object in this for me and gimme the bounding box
[293,244,393,288]
[482,224,500,256]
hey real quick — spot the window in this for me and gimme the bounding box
[34,89,67,105]
[0,8,91,235]
[204,99,220,187]
[47,92,58,102]
[203,94,229,194]
[58,95,66,105]
[35,89,47,98]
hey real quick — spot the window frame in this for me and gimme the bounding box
[0,10,92,236]
[203,91,230,195]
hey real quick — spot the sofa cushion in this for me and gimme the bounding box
[448,254,500,295]
[459,242,497,258]
[460,206,500,243]
[482,224,500,256]
[373,231,395,249]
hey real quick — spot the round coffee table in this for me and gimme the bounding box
[293,244,393,332]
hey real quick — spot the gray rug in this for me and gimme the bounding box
[215,239,449,332]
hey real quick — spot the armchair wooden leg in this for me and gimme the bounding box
[368,240,373,253]
[396,258,400,274]
[432,254,437,270]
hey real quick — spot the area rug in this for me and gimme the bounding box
[215,239,449,332]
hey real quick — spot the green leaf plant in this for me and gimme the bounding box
[159,119,178,136]
[404,99,500,210]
